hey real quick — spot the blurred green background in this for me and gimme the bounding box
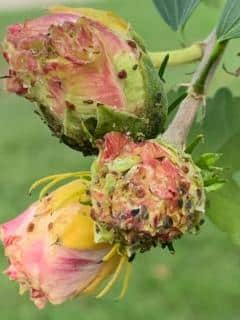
[1,1,240,319]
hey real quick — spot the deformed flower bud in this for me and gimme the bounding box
[0,177,131,308]
[2,6,167,155]
[90,132,206,254]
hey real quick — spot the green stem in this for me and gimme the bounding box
[149,43,203,68]
[193,40,228,94]
[162,32,228,148]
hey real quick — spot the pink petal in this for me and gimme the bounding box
[101,132,132,162]
[1,205,36,246]
[7,14,79,45]
[1,201,110,308]
[5,12,137,113]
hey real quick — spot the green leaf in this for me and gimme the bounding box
[168,91,187,114]
[217,0,240,41]
[196,152,225,192]
[205,181,225,192]
[166,86,187,121]
[191,88,240,152]
[202,0,223,8]
[232,170,240,187]
[185,134,204,154]
[158,54,169,82]
[153,0,200,31]
[191,88,240,243]
[197,153,222,169]
[207,132,240,245]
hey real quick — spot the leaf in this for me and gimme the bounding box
[191,88,240,152]
[190,88,240,243]
[201,0,223,8]
[196,153,222,169]
[153,0,200,31]
[168,91,187,114]
[205,181,225,192]
[158,54,169,82]
[206,132,240,245]
[217,0,240,41]
[196,152,225,192]
[185,134,204,154]
[167,86,187,119]
[232,170,240,187]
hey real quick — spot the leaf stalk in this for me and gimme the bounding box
[149,43,203,67]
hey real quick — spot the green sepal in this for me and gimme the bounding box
[63,106,98,155]
[196,153,226,192]
[95,105,150,140]
[37,104,63,138]
[131,30,147,53]
[133,30,168,135]
[94,223,115,244]
[140,52,168,136]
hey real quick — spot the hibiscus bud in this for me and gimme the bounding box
[90,132,205,254]
[1,177,131,308]
[2,6,167,155]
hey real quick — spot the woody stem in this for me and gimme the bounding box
[162,32,228,148]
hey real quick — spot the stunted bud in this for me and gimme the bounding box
[91,132,205,254]
[1,176,131,308]
[2,6,167,155]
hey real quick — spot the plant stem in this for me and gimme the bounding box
[162,32,228,148]
[193,40,227,94]
[149,43,203,67]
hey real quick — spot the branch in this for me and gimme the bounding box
[162,32,228,148]
[149,43,203,67]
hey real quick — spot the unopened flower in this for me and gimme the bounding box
[1,174,131,309]
[90,132,205,254]
[2,6,167,155]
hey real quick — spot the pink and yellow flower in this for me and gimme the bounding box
[1,174,131,308]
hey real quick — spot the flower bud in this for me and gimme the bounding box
[1,177,130,308]
[2,6,167,155]
[91,132,205,254]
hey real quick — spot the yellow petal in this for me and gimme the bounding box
[56,205,109,250]
[42,179,89,214]
[83,254,121,295]
[51,203,108,250]
[96,256,126,298]
[48,5,129,35]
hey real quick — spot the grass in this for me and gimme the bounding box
[0,1,240,319]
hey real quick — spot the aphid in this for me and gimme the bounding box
[132,64,138,70]
[48,222,53,230]
[27,223,35,232]
[83,100,94,104]
[131,208,140,217]
[127,40,137,49]
[162,216,173,229]
[66,101,76,110]
[118,70,128,79]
